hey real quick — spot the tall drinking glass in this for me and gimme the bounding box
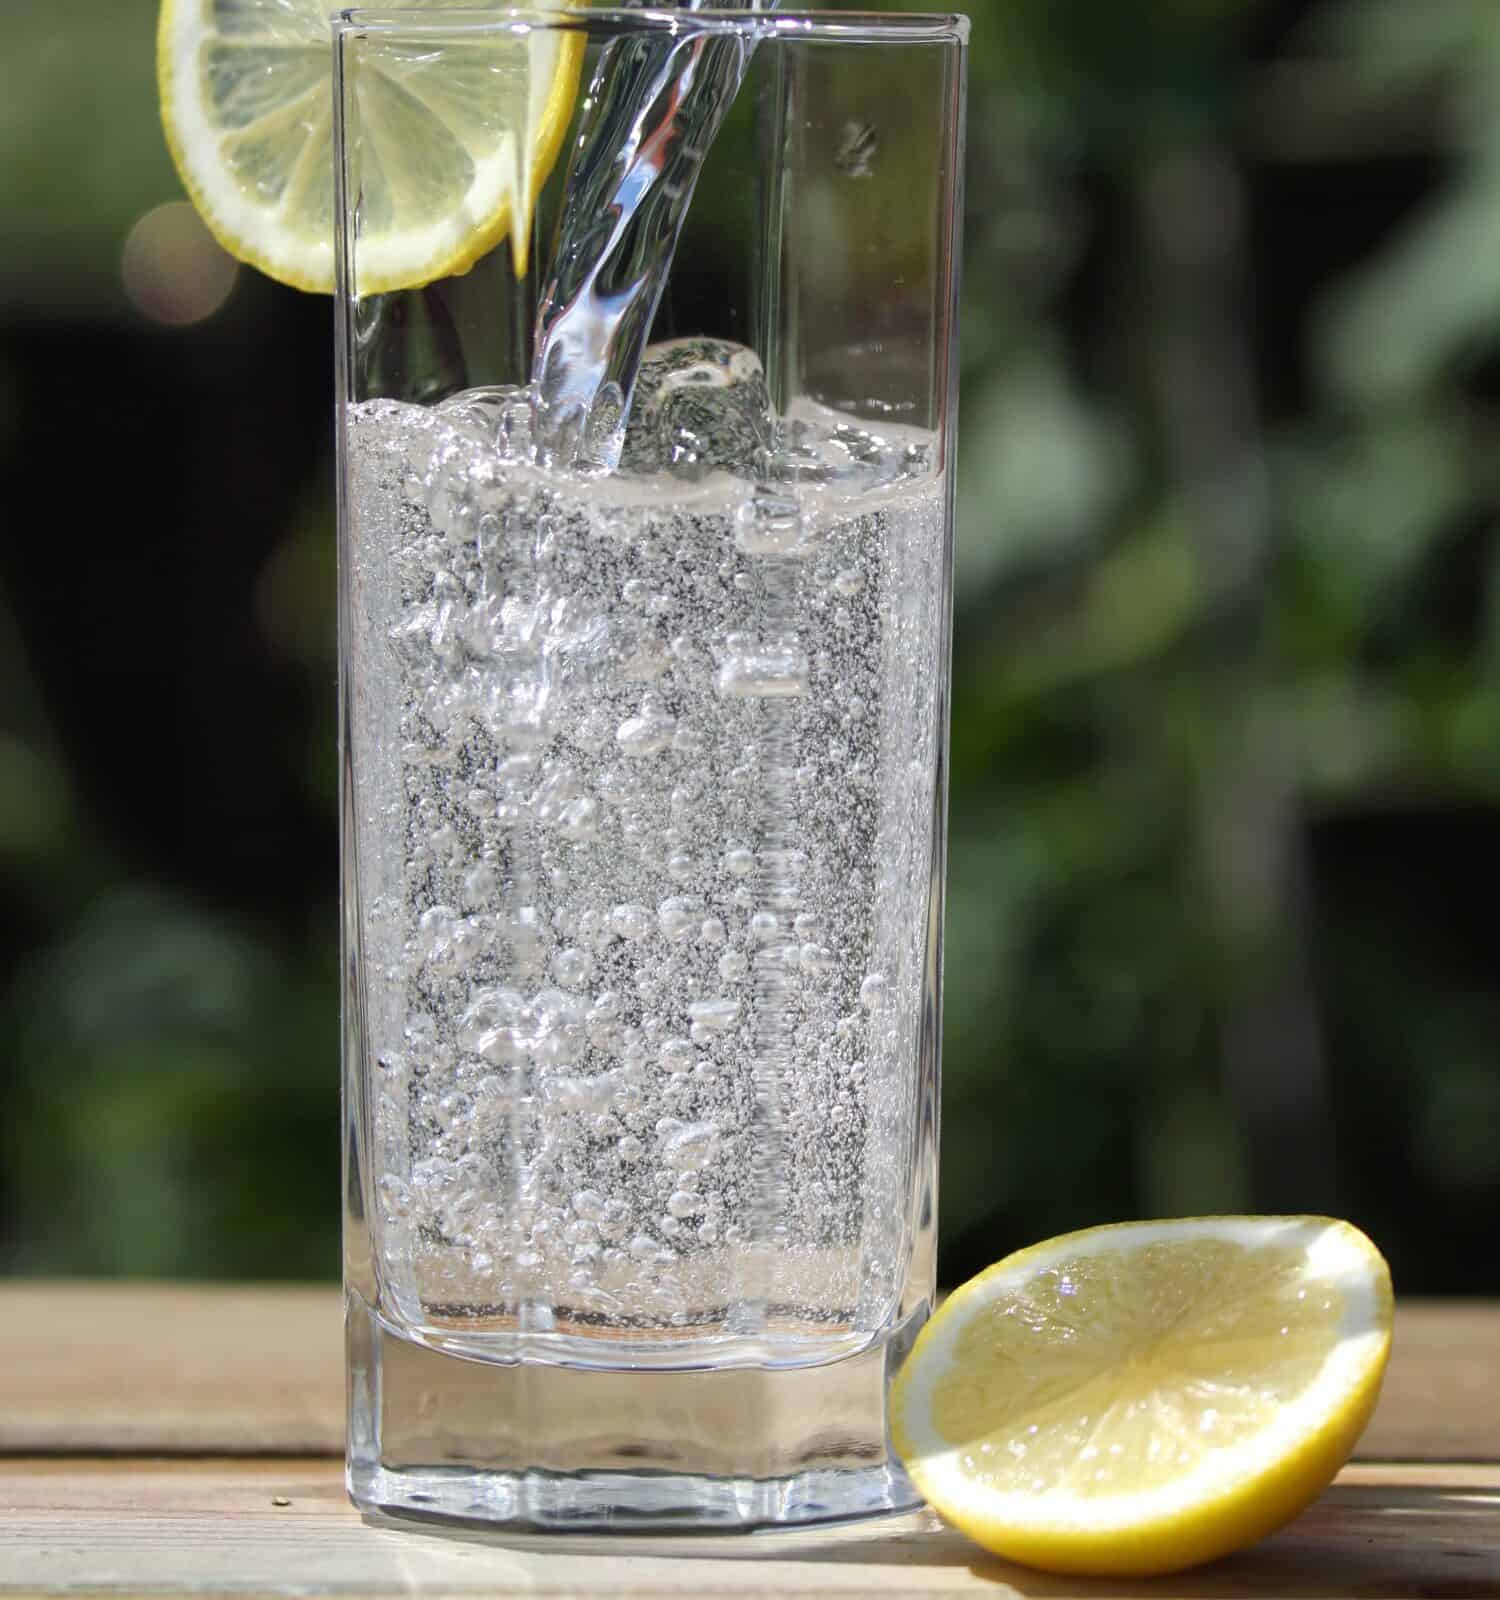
[337,5,967,1530]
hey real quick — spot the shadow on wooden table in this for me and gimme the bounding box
[358,1473,1500,1599]
[958,1482,1500,1599]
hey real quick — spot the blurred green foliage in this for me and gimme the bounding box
[3,0,1500,1289]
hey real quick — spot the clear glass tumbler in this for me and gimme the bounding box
[338,5,967,1530]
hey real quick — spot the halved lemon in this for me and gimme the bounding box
[157,0,584,294]
[892,1216,1393,1577]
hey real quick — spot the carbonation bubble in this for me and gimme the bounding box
[832,567,864,597]
[687,998,740,1032]
[750,911,779,942]
[660,1038,695,1074]
[660,1120,720,1172]
[801,943,836,974]
[588,990,622,1024]
[658,896,703,942]
[429,823,460,861]
[733,490,808,557]
[723,846,754,878]
[477,1027,525,1066]
[620,630,670,682]
[462,863,498,906]
[718,950,749,982]
[558,796,599,841]
[860,973,887,1010]
[666,853,694,882]
[554,947,593,988]
[610,903,652,941]
[699,916,727,945]
[616,707,676,756]
[457,987,524,1049]
[716,645,809,699]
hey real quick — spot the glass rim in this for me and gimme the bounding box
[332,7,970,46]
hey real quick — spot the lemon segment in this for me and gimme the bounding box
[157,0,584,294]
[891,1216,1393,1577]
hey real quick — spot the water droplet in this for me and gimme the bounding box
[617,1135,644,1162]
[699,916,727,945]
[834,119,879,179]
[718,949,749,982]
[750,911,780,942]
[831,566,864,596]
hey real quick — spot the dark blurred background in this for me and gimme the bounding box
[4,0,1499,1293]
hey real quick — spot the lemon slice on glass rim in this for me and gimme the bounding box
[891,1215,1393,1577]
[157,0,585,294]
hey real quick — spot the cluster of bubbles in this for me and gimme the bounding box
[346,341,946,1340]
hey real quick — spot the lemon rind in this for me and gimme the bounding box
[892,1216,1393,1572]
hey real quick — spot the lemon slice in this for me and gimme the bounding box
[157,0,584,294]
[892,1216,1393,1577]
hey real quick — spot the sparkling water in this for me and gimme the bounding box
[531,0,776,470]
[346,342,947,1370]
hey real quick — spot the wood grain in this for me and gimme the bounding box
[1,1460,1497,1598]
[0,1283,1494,1461]
[0,1282,342,1454]
[1359,1299,1500,1461]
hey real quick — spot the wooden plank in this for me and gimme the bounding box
[1358,1298,1500,1461]
[1,1460,1497,1597]
[1,1284,1495,1460]
[0,1283,342,1454]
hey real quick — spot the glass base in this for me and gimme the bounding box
[346,1287,926,1531]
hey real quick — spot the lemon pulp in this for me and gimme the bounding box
[892,1216,1392,1576]
[157,0,584,293]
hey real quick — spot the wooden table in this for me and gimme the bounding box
[1,1284,1496,1598]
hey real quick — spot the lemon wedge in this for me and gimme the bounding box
[891,1216,1393,1577]
[157,0,584,294]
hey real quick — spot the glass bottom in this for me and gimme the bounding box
[346,1286,926,1531]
